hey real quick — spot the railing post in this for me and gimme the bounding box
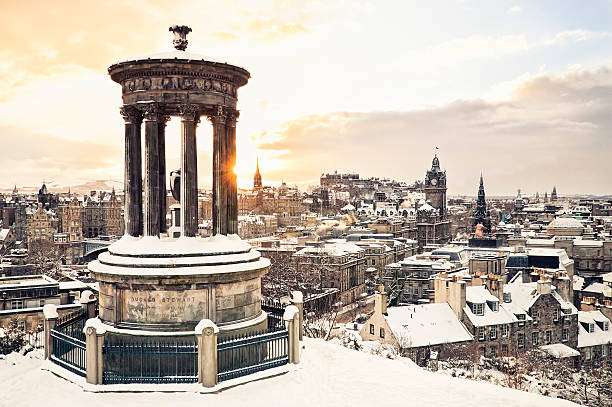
[290,291,304,341]
[283,305,300,364]
[79,290,96,319]
[84,318,106,385]
[43,304,58,359]
[195,319,218,388]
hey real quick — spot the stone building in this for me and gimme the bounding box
[359,289,473,365]
[57,194,83,242]
[424,155,447,217]
[416,203,450,250]
[26,205,58,245]
[0,275,85,332]
[82,190,122,238]
[384,254,457,305]
[293,241,366,304]
[577,310,612,365]
[434,275,578,358]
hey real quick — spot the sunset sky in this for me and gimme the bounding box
[1,0,611,196]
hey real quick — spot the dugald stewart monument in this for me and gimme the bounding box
[90,25,270,334]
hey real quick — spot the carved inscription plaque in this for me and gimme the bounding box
[122,289,209,323]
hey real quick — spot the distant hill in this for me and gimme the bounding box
[1,180,123,195]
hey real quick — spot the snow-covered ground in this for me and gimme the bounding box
[0,339,577,407]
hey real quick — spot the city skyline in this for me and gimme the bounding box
[1,0,611,195]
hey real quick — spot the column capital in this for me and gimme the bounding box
[139,102,164,122]
[119,105,142,124]
[178,103,200,122]
[226,108,240,127]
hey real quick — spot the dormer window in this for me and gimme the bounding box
[472,303,484,316]
[588,323,595,333]
[604,321,609,331]
[503,292,511,303]
[489,301,499,312]
[532,310,539,325]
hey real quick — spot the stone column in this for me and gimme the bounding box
[290,291,304,341]
[120,106,142,236]
[43,304,58,360]
[84,318,106,385]
[158,115,170,233]
[195,319,218,388]
[179,104,199,237]
[209,106,227,235]
[141,103,161,237]
[225,109,239,235]
[283,305,300,364]
[79,290,96,319]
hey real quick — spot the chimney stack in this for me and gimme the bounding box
[448,279,466,320]
[537,279,552,295]
[375,285,387,315]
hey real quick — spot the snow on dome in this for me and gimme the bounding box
[547,217,584,230]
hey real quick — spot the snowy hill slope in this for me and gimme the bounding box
[0,339,576,407]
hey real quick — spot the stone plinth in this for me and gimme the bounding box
[89,234,269,334]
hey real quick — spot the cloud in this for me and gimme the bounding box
[0,126,121,188]
[258,66,612,195]
[247,19,311,41]
[507,6,521,15]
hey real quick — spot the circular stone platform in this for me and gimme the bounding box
[88,234,270,334]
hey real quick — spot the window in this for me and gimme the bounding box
[380,328,385,338]
[490,346,497,358]
[501,344,509,355]
[562,328,569,342]
[532,332,539,346]
[478,327,485,341]
[39,299,45,307]
[501,324,508,338]
[546,330,552,344]
[369,324,374,334]
[517,314,525,327]
[532,310,538,325]
[605,322,610,331]
[490,301,499,312]
[518,333,524,348]
[490,326,497,340]
[10,300,24,310]
[585,348,592,360]
[473,303,484,316]
[603,345,608,358]
[589,323,595,333]
[553,309,559,322]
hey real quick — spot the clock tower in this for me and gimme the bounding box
[424,154,447,218]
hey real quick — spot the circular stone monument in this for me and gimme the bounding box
[88,26,269,336]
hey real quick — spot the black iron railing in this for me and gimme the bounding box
[261,300,285,330]
[50,329,87,377]
[217,327,289,383]
[102,337,198,384]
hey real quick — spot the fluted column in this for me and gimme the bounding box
[226,109,239,234]
[179,104,199,237]
[141,103,161,237]
[158,115,170,233]
[120,106,142,237]
[209,106,227,235]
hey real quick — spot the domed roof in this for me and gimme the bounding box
[547,217,584,230]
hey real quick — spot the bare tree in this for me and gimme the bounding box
[27,239,63,280]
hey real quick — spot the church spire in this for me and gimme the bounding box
[253,157,262,189]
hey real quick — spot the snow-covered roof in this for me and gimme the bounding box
[547,217,584,231]
[385,303,473,348]
[539,343,580,359]
[578,311,612,348]
[504,281,577,315]
[464,286,517,327]
[582,282,612,297]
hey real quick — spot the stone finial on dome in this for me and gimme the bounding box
[169,25,192,51]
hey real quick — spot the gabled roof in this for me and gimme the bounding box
[464,286,517,327]
[385,303,473,348]
[578,311,612,348]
